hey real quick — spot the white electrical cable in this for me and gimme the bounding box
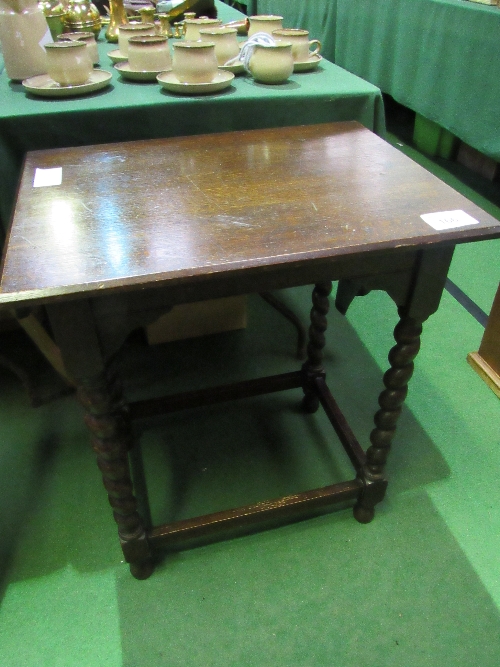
[224,32,276,70]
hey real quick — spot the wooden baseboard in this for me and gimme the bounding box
[467,352,500,399]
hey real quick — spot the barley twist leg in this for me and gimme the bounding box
[77,369,154,579]
[354,311,423,523]
[301,281,332,413]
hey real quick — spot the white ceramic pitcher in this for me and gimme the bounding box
[0,0,51,80]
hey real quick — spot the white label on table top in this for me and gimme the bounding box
[33,167,62,188]
[420,209,479,231]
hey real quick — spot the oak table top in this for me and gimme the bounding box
[1,121,498,309]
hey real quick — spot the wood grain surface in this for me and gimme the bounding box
[1,121,499,307]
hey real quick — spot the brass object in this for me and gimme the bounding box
[154,0,215,39]
[38,0,65,14]
[157,13,172,37]
[63,0,101,38]
[105,0,127,43]
[138,7,155,24]
[171,22,185,39]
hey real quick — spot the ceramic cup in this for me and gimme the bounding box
[128,35,171,71]
[58,31,99,66]
[45,41,93,86]
[272,28,321,62]
[248,15,283,37]
[172,40,218,83]
[183,17,221,41]
[199,26,239,66]
[118,22,156,57]
[248,41,293,84]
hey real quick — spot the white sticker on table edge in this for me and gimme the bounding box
[420,210,480,231]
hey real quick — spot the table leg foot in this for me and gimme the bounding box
[301,281,332,412]
[130,559,155,580]
[353,476,388,523]
[301,394,320,413]
[353,503,375,524]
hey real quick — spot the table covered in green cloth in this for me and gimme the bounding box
[335,0,500,162]
[242,0,337,64]
[0,1,384,243]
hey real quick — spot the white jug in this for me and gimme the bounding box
[0,0,52,80]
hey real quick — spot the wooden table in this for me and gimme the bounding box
[1,122,499,578]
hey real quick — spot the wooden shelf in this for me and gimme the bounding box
[468,283,500,398]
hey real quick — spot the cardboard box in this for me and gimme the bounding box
[145,296,247,344]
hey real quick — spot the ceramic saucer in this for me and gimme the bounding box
[115,62,172,82]
[157,70,235,95]
[108,49,128,64]
[22,70,112,98]
[293,54,323,73]
[219,61,246,75]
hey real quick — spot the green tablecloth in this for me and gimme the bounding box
[244,0,337,63]
[335,0,500,161]
[0,1,384,241]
